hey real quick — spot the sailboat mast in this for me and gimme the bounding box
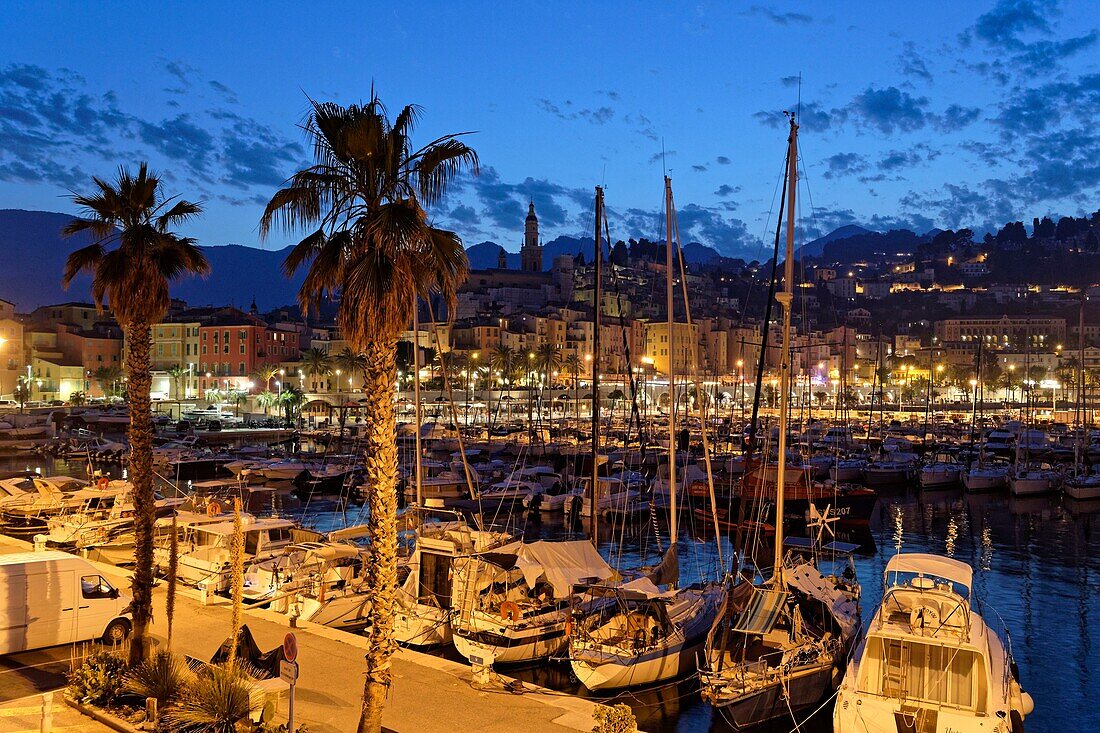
[665,176,678,554]
[590,186,603,548]
[772,116,798,579]
[412,299,423,505]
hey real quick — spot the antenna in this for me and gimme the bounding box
[797,73,803,119]
[661,138,668,177]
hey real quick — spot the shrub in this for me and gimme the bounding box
[165,662,260,733]
[125,651,192,709]
[592,703,636,733]
[69,651,128,706]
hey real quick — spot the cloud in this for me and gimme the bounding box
[714,184,741,197]
[841,86,930,135]
[536,97,615,124]
[691,164,707,172]
[218,117,304,188]
[715,155,731,165]
[164,59,194,88]
[208,80,239,104]
[822,152,867,179]
[647,150,676,164]
[743,5,812,25]
[0,61,307,203]
[615,202,761,257]
[138,115,216,170]
[992,73,1100,139]
[935,104,981,132]
[897,42,932,82]
[753,101,831,132]
[973,0,1054,48]
[448,204,478,225]
[780,75,801,88]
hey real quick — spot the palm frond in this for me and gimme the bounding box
[62,243,105,288]
[156,199,204,231]
[413,137,479,205]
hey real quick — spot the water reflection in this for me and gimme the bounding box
[2,456,1096,732]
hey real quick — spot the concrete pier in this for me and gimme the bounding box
[0,536,599,733]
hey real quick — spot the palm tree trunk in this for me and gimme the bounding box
[126,321,155,665]
[357,338,399,733]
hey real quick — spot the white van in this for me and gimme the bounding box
[0,552,132,655]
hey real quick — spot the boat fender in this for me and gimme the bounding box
[499,601,521,622]
[564,616,573,637]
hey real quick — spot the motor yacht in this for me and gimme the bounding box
[834,553,1033,733]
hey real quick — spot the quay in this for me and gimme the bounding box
[0,535,600,733]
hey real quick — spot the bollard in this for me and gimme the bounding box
[40,691,52,733]
[33,534,47,553]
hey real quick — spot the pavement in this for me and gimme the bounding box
[0,694,114,733]
[0,536,600,733]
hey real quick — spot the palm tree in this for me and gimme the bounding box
[333,347,368,391]
[255,390,278,415]
[300,347,332,391]
[165,364,189,400]
[92,365,124,398]
[260,95,476,732]
[62,163,209,665]
[534,343,563,433]
[488,345,515,431]
[251,363,279,392]
[562,353,581,419]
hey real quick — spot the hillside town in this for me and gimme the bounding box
[4,204,1100,421]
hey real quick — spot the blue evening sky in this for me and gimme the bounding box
[0,1,1097,259]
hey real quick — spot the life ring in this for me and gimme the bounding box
[96,477,109,490]
[910,604,939,635]
[499,601,521,622]
[206,502,223,517]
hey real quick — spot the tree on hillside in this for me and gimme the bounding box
[63,163,209,665]
[260,95,476,733]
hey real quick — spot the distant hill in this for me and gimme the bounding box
[797,224,872,258]
[820,229,926,263]
[0,209,304,311]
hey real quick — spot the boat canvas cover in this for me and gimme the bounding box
[785,562,860,640]
[885,553,972,592]
[510,540,617,598]
[731,586,788,634]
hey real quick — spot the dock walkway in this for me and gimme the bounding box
[0,536,599,733]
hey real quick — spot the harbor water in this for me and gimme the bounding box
[3,454,1094,733]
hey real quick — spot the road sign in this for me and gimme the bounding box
[280,659,299,684]
[283,632,298,663]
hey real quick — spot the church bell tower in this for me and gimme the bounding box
[520,201,542,272]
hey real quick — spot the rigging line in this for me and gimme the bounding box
[424,298,483,528]
[669,185,724,572]
[735,143,791,569]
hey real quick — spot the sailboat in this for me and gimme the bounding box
[699,114,862,725]
[567,180,723,691]
[394,301,513,647]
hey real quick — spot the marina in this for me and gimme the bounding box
[4,6,1100,729]
[2,405,1096,732]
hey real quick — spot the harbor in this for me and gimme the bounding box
[5,5,1100,730]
